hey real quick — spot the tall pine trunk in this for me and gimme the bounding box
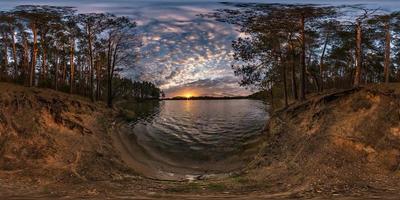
[22,32,29,83]
[62,46,67,85]
[289,43,298,100]
[55,56,59,91]
[384,22,391,83]
[354,21,362,87]
[283,62,288,107]
[30,22,38,87]
[1,32,8,80]
[278,45,288,107]
[96,58,101,100]
[319,33,329,92]
[9,26,18,79]
[39,31,47,84]
[269,82,274,109]
[299,15,306,101]
[87,24,94,102]
[70,39,75,94]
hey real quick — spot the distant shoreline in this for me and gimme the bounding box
[162,96,252,100]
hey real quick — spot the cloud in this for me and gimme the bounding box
[164,76,252,97]
[127,10,247,97]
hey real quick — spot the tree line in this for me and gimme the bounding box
[0,5,161,106]
[209,4,400,107]
[114,78,164,100]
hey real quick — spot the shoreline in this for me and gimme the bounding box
[110,120,257,181]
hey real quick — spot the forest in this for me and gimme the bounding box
[115,78,163,100]
[209,3,400,107]
[0,5,161,107]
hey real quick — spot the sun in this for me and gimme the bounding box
[178,89,197,99]
[184,92,194,98]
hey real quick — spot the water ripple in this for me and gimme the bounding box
[128,99,268,170]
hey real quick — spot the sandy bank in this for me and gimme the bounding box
[1,83,400,199]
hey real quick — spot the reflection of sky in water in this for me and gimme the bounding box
[1,1,399,97]
[130,99,268,170]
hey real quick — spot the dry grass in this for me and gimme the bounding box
[236,84,400,198]
[0,83,129,184]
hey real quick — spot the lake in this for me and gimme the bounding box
[124,99,268,177]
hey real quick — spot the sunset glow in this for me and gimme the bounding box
[183,92,195,98]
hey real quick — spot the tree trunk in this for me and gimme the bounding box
[107,73,112,107]
[108,42,119,108]
[62,49,67,85]
[299,15,306,101]
[320,33,329,92]
[354,21,362,87]
[283,62,288,107]
[308,69,320,92]
[106,36,119,108]
[96,58,101,100]
[39,31,47,85]
[85,58,90,97]
[70,39,75,94]
[107,55,112,107]
[9,27,18,79]
[1,32,8,80]
[87,24,94,102]
[22,32,29,83]
[30,22,38,87]
[384,22,391,83]
[77,56,82,95]
[290,42,298,100]
[269,83,274,109]
[55,56,59,91]
[107,38,112,108]
[277,44,288,107]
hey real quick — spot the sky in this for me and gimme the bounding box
[1,1,400,97]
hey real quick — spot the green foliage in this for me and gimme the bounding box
[209,4,400,105]
[206,183,226,191]
[113,77,162,100]
[0,5,146,107]
[231,175,251,184]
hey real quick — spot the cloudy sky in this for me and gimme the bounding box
[1,0,400,97]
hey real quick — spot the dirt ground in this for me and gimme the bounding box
[1,83,400,199]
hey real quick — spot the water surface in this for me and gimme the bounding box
[125,99,268,176]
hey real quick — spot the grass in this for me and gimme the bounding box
[166,182,202,193]
[206,183,227,191]
[231,176,251,184]
[97,114,113,136]
[118,109,137,122]
[350,94,372,112]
